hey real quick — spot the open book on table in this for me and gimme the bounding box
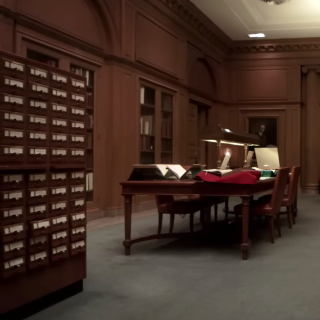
[203,169,240,177]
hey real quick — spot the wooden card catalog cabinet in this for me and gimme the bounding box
[71,78,86,94]
[71,240,86,255]
[27,204,47,221]
[29,219,51,237]
[1,93,24,112]
[27,115,47,131]
[51,118,68,133]
[51,215,68,232]
[70,149,85,163]
[0,173,24,190]
[70,212,86,227]
[0,223,25,243]
[2,256,26,278]
[51,230,68,247]
[28,65,48,84]
[70,107,85,121]
[1,58,25,79]
[51,148,68,163]
[29,173,47,188]
[28,147,48,163]
[1,111,24,129]
[70,121,85,134]
[28,100,48,116]
[51,133,68,148]
[51,103,68,119]
[0,207,24,225]
[29,82,50,100]
[49,201,67,217]
[70,185,85,199]
[1,240,25,261]
[28,188,47,205]
[0,146,24,163]
[71,226,86,242]
[28,250,49,270]
[0,190,23,208]
[51,244,68,262]
[29,235,48,254]
[51,88,68,104]
[50,186,67,202]
[28,131,47,147]
[70,171,85,185]
[70,199,85,213]
[51,73,68,90]
[50,172,67,187]
[0,128,24,146]
[70,135,85,148]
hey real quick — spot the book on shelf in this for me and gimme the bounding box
[86,172,93,191]
[127,164,205,181]
[161,118,172,138]
[140,87,145,104]
[140,136,154,151]
[140,115,154,135]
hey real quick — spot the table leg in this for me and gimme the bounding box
[205,205,211,229]
[241,196,250,260]
[123,195,133,255]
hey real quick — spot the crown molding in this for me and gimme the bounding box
[158,0,232,53]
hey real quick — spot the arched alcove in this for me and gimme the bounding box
[188,58,217,98]
[16,0,114,52]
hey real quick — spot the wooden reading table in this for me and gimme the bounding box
[120,178,275,260]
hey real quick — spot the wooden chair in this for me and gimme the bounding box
[258,166,301,229]
[156,195,228,234]
[233,167,291,243]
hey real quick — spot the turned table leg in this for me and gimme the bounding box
[241,196,250,260]
[123,195,133,255]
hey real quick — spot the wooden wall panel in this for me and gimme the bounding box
[135,13,179,77]
[186,103,198,165]
[123,2,135,59]
[238,69,288,100]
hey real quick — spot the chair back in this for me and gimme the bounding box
[269,167,291,214]
[155,195,174,207]
[286,166,301,205]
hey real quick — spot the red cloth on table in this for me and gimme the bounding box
[194,170,261,185]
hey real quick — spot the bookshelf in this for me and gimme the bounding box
[139,83,174,164]
[70,65,94,202]
[27,49,59,67]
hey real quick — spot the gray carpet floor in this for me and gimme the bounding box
[29,194,320,320]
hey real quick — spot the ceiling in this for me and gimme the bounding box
[190,0,320,41]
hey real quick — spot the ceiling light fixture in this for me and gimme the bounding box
[261,0,290,5]
[248,33,266,38]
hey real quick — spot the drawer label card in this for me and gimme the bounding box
[72,186,84,193]
[30,101,47,109]
[72,213,85,221]
[72,172,85,179]
[52,202,67,210]
[30,174,46,181]
[4,113,23,121]
[72,227,85,234]
[31,190,47,197]
[30,116,46,124]
[52,173,66,180]
[52,104,67,112]
[4,130,23,138]
[4,224,23,234]
[52,216,67,224]
[53,245,67,254]
[3,174,23,182]
[4,147,23,154]
[72,94,85,102]
[52,187,66,194]
[71,122,84,128]
[52,89,67,97]
[4,241,24,252]
[72,108,85,115]
[72,136,85,142]
[72,79,85,88]
[52,74,67,83]
[52,231,67,239]
[30,67,47,78]
[30,132,46,139]
[4,257,24,269]
[4,191,22,200]
[4,208,23,217]
[4,78,23,88]
[72,241,85,249]
[32,84,48,93]
[33,220,50,229]
[4,95,24,104]
[30,251,47,261]
[53,119,67,126]
[30,204,46,213]
[72,150,84,156]
[30,148,47,155]
[53,134,67,141]
[30,235,46,245]
[52,149,67,156]
[5,60,24,72]
[75,200,84,206]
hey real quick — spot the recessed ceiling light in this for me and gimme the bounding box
[248,33,266,38]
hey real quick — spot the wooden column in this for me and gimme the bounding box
[301,66,320,191]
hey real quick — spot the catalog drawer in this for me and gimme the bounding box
[1,256,26,278]
[0,146,24,163]
[28,82,50,101]
[50,118,68,133]
[50,73,68,90]
[27,204,47,222]
[27,99,48,116]
[0,93,25,113]
[0,223,25,243]
[0,190,23,208]
[49,186,67,202]
[28,65,49,85]
[27,114,48,131]
[28,173,47,188]
[70,78,86,95]
[69,199,85,213]
[27,188,48,205]
[0,58,25,80]
[28,250,49,270]
[69,135,85,149]
[1,240,25,261]
[51,244,69,262]
[51,88,68,104]
[50,148,68,163]
[0,207,24,226]
[0,111,24,129]
[70,212,86,228]
[70,171,85,185]
[0,173,24,191]
[69,106,85,121]
[0,76,25,96]
[50,102,68,119]
[49,201,67,217]
[27,147,48,164]
[0,128,24,146]
[51,215,68,232]
[70,240,86,256]
[27,131,48,147]
[51,229,68,247]
[50,133,68,148]
[70,226,86,242]
[49,172,67,187]
[29,235,48,254]
[69,120,85,135]
[29,219,51,237]
[70,92,86,108]
[69,149,85,164]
